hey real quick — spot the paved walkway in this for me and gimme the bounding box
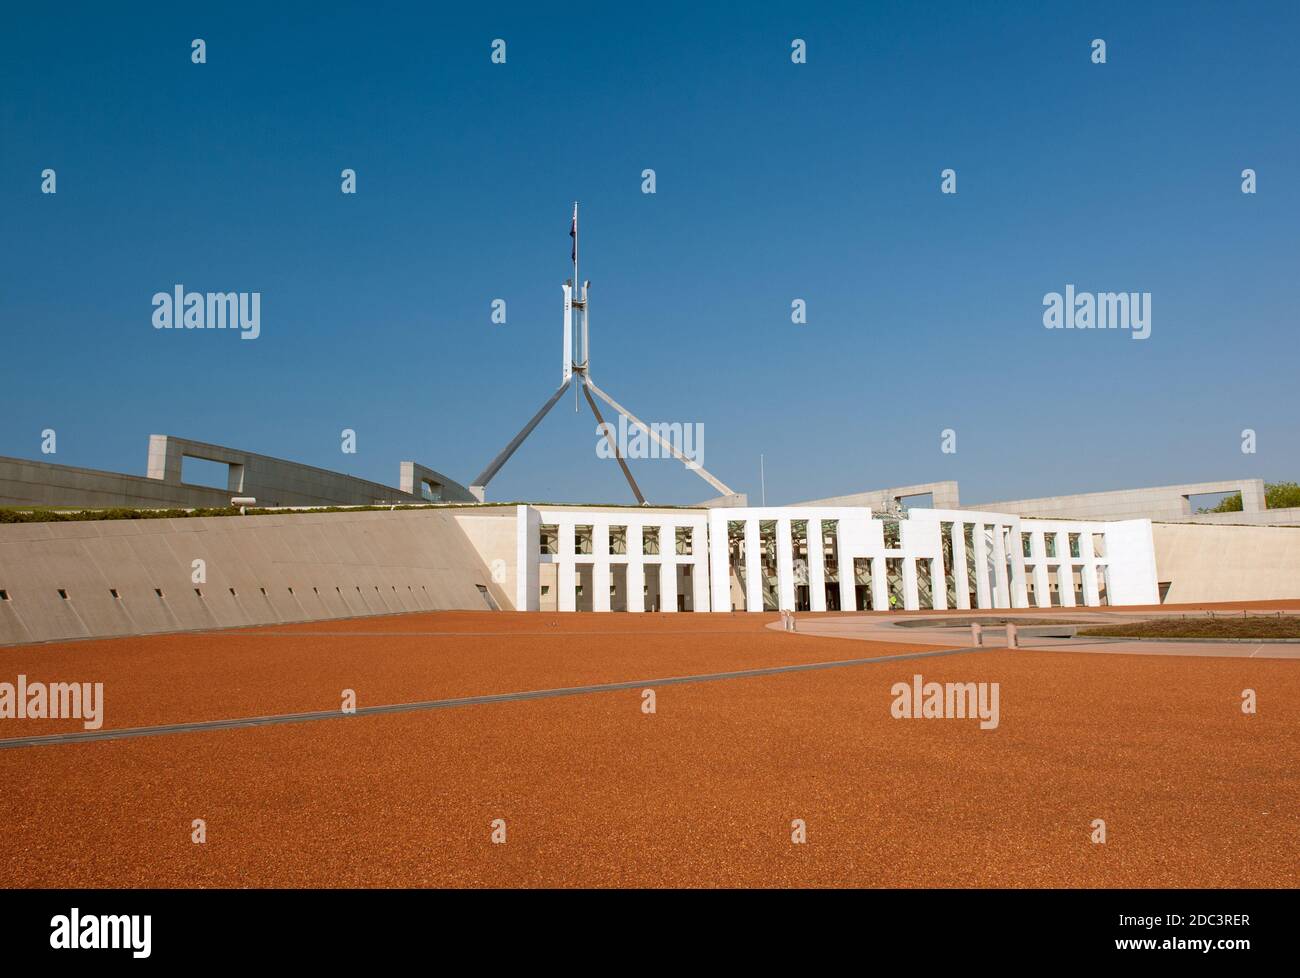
[768,609,1300,659]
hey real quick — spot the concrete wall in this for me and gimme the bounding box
[792,481,960,511]
[975,479,1268,522]
[453,508,520,609]
[0,455,235,510]
[0,509,509,646]
[0,434,475,510]
[1152,522,1300,603]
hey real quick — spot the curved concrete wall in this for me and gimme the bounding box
[0,509,509,646]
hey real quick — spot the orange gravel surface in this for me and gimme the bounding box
[0,612,948,735]
[1,611,1297,888]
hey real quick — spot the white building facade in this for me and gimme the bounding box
[511,504,1159,612]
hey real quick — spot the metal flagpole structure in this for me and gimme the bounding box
[469,203,736,504]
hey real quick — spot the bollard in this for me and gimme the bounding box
[790,612,797,633]
[1006,622,1018,649]
[970,622,983,646]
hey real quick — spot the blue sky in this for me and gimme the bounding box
[2,1,1296,506]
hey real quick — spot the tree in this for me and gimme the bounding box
[1199,481,1300,513]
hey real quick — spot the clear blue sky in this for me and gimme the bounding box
[2,1,1296,506]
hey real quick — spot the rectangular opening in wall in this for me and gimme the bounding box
[1188,490,1241,514]
[916,559,934,610]
[181,455,232,490]
[1021,532,1033,558]
[609,525,627,555]
[420,479,443,502]
[727,520,746,611]
[675,526,694,556]
[575,525,593,555]
[540,524,559,555]
[109,588,119,599]
[1091,533,1106,558]
[675,565,693,611]
[575,564,594,611]
[822,520,839,584]
[1096,565,1109,606]
[610,564,628,611]
[1073,568,1085,605]
[1068,533,1081,559]
[194,588,202,597]
[57,588,68,599]
[0,589,8,600]
[154,588,163,598]
[759,520,778,611]
[853,557,873,610]
[644,565,662,612]
[962,523,978,607]
[896,492,933,511]
[879,517,902,549]
[475,584,500,611]
[642,526,661,556]
[1024,571,1037,607]
[885,558,904,610]
[940,521,957,608]
[1045,534,1058,558]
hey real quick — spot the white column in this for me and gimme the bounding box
[708,512,730,612]
[807,517,826,612]
[514,505,540,611]
[1009,527,1029,609]
[692,522,710,611]
[932,556,948,611]
[776,516,795,611]
[744,519,762,612]
[557,522,576,612]
[1055,531,1075,607]
[992,524,1010,609]
[626,519,645,612]
[951,523,970,611]
[659,525,677,612]
[592,522,611,613]
[838,523,855,612]
[870,556,887,612]
[1080,531,1100,606]
[1032,532,1051,607]
[902,558,919,611]
[972,524,991,609]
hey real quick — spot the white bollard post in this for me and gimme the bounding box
[971,622,983,646]
[1006,622,1018,649]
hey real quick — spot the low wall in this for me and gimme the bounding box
[1153,522,1300,603]
[0,509,510,645]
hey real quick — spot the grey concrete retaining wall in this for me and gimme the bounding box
[0,509,510,646]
